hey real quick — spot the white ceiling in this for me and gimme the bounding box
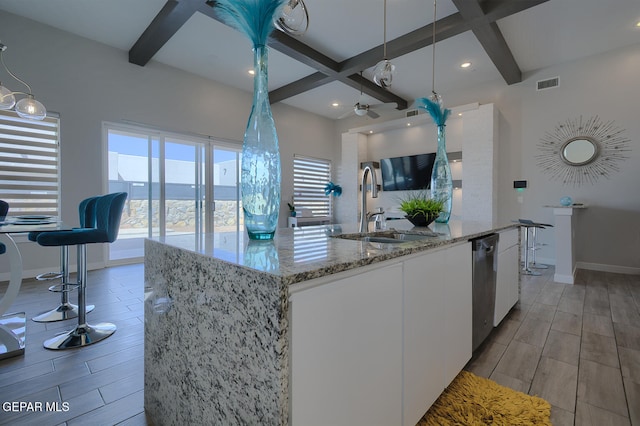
[1,0,639,120]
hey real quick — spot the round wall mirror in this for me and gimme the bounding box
[537,116,630,186]
[560,137,598,166]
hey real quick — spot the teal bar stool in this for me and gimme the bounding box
[0,200,8,254]
[35,192,127,350]
[29,196,99,322]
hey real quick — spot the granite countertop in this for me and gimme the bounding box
[149,220,517,286]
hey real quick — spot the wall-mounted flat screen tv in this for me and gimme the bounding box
[380,152,436,191]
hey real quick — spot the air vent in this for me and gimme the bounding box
[405,109,422,117]
[536,77,559,91]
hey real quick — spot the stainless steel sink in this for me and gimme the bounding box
[332,230,440,244]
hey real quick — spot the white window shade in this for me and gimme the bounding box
[293,154,332,218]
[0,110,60,216]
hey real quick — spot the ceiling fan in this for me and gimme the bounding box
[338,72,397,119]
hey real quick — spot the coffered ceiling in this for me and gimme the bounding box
[1,0,639,120]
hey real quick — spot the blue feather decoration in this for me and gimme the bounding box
[415,97,451,127]
[213,0,288,47]
[324,182,342,197]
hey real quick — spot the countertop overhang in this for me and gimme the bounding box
[147,220,517,286]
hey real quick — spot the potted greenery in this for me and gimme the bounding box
[398,192,445,227]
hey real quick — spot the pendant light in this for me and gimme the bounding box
[372,0,395,88]
[429,0,442,108]
[0,42,47,120]
[274,0,309,36]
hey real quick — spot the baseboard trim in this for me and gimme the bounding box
[554,273,575,284]
[576,261,640,275]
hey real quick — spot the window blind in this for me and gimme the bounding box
[0,110,60,216]
[293,154,331,218]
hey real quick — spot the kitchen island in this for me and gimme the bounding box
[144,220,519,426]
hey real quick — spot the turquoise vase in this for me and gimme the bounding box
[430,125,452,223]
[241,45,281,240]
[243,240,279,273]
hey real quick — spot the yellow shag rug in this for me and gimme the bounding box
[417,371,552,426]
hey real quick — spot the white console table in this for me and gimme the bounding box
[545,205,587,284]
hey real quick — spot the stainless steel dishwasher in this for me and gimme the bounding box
[471,233,499,351]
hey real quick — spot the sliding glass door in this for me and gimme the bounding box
[106,124,241,263]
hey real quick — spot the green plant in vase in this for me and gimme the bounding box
[398,192,445,227]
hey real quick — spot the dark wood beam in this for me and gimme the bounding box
[267,30,341,76]
[129,0,200,66]
[269,14,468,108]
[345,74,408,109]
[271,0,547,105]
[132,0,549,111]
[472,22,521,84]
[452,0,533,84]
[340,13,469,77]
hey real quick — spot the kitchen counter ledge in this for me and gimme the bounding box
[146,220,515,286]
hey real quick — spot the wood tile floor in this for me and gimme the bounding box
[467,267,640,426]
[1,263,639,425]
[0,264,146,425]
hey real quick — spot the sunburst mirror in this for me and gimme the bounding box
[536,115,630,186]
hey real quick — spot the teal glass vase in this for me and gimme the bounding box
[243,240,279,273]
[430,125,452,223]
[241,45,281,240]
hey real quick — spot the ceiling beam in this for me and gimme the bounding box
[268,14,469,108]
[200,3,409,109]
[452,0,526,84]
[129,0,200,66]
[131,0,549,111]
[270,0,547,105]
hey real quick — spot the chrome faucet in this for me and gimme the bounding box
[368,208,385,231]
[359,162,379,233]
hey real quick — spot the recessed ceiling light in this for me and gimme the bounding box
[458,113,463,116]
[460,62,472,68]
[406,123,411,126]
[636,21,640,27]
[331,102,339,107]
[248,69,255,75]
[369,130,373,134]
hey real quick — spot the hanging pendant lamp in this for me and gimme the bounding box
[274,0,309,35]
[429,0,443,108]
[372,0,395,88]
[0,42,47,120]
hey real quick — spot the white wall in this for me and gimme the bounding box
[0,12,337,277]
[518,46,640,271]
[365,118,463,218]
[336,43,640,272]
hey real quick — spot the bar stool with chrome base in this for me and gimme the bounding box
[529,224,552,270]
[35,192,127,350]
[29,196,99,323]
[516,219,554,276]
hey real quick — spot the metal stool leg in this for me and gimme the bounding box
[32,246,95,322]
[522,226,541,276]
[530,226,549,270]
[43,244,116,350]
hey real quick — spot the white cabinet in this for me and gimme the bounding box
[290,262,404,426]
[442,242,473,386]
[403,242,472,426]
[290,242,473,426]
[494,228,520,326]
[403,253,445,426]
